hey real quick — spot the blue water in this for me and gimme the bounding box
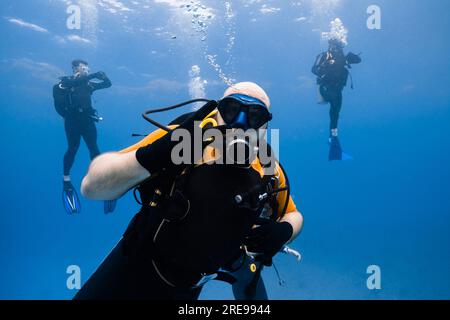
[1,0,449,300]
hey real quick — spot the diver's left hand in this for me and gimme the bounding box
[245,219,293,266]
[135,100,218,175]
[94,71,107,80]
[346,52,362,65]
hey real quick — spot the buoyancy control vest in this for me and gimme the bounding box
[313,51,349,89]
[52,79,98,119]
[123,156,283,288]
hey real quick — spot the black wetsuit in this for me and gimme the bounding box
[74,238,203,300]
[73,238,267,300]
[53,74,111,176]
[312,49,361,131]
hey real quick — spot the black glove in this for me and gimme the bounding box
[94,71,107,80]
[135,100,218,174]
[245,219,293,266]
[346,52,362,65]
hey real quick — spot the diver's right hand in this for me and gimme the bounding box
[135,100,218,174]
[245,219,293,267]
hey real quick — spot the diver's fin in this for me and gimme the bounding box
[104,200,117,214]
[328,137,352,161]
[328,137,343,161]
[63,181,81,215]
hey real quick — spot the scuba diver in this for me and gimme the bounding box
[74,82,304,300]
[312,38,362,161]
[53,59,115,214]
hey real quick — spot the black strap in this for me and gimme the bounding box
[245,264,264,298]
[142,99,213,132]
[276,162,291,220]
[349,70,354,90]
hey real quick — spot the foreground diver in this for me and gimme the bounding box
[53,59,115,214]
[312,39,361,161]
[75,82,303,300]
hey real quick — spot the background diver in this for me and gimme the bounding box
[74,82,304,300]
[53,59,115,214]
[312,38,362,161]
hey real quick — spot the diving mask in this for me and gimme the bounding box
[218,94,272,130]
[73,63,90,77]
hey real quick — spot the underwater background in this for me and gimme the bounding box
[1,0,449,300]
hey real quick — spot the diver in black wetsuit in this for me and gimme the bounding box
[74,82,303,300]
[312,39,361,139]
[53,59,112,214]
